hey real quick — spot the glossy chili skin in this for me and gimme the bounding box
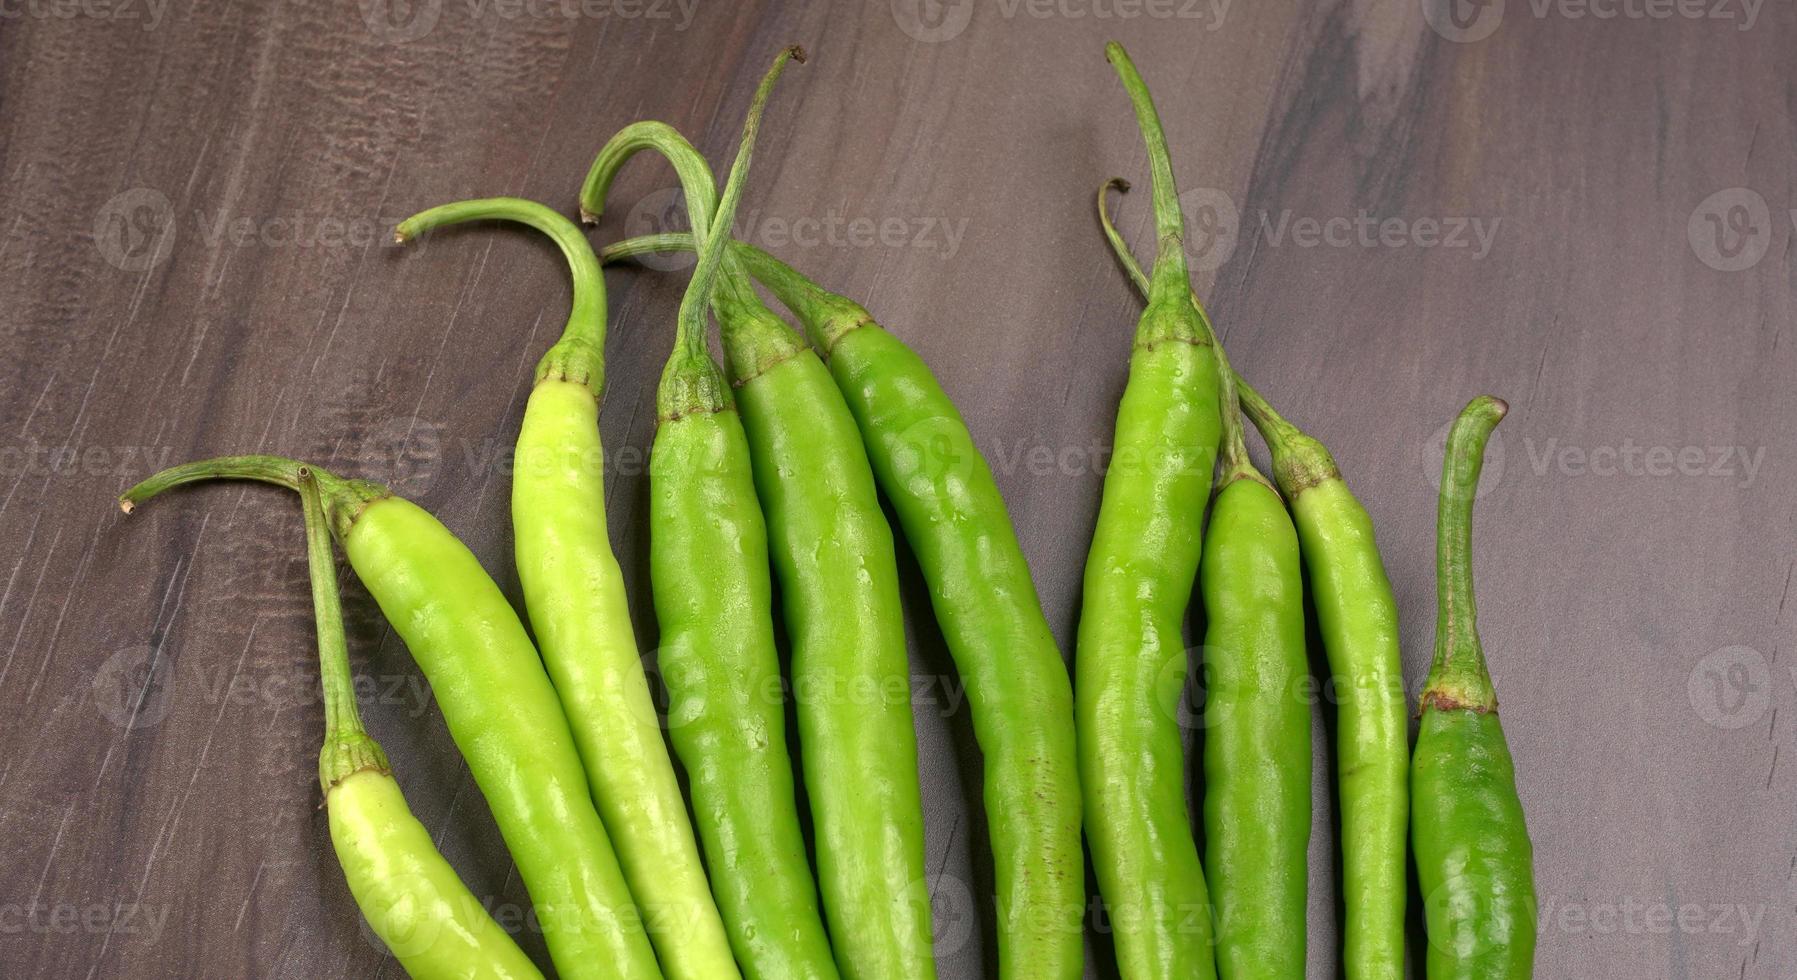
[1413,397,1535,980]
[301,473,546,980]
[1198,473,1310,979]
[726,247,1086,980]
[1236,382,1407,979]
[1077,43,1222,979]
[582,91,935,980]
[119,458,652,978]
[638,47,840,980]
[394,199,733,980]
[328,770,546,979]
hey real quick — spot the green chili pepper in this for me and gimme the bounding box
[122,470,545,980]
[390,191,736,977]
[592,232,1086,978]
[1090,147,1309,978]
[1078,41,1223,978]
[593,47,838,980]
[1413,396,1536,979]
[299,472,546,980]
[1100,178,1405,979]
[120,457,662,980]
[580,71,938,980]
[1194,326,1311,978]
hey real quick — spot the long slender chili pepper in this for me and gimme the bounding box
[1102,177,1407,979]
[591,232,1086,978]
[1194,315,1311,978]
[1413,396,1535,979]
[1080,41,1223,978]
[120,457,662,980]
[389,196,736,980]
[296,471,546,980]
[580,62,939,979]
[1095,147,1311,979]
[611,48,840,980]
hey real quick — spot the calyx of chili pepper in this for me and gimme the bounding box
[119,455,392,545]
[393,198,608,398]
[300,471,394,795]
[1234,379,1344,497]
[1419,395,1509,715]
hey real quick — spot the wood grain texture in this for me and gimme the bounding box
[1,1,1791,977]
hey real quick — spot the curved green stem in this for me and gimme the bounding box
[1424,395,1509,712]
[1104,41,1189,298]
[302,470,390,792]
[673,46,806,363]
[1234,377,1341,494]
[119,455,389,544]
[579,120,719,237]
[1097,178,1151,296]
[394,198,607,392]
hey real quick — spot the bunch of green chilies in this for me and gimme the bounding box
[116,41,1535,980]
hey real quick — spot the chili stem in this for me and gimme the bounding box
[1424,395,1509,712]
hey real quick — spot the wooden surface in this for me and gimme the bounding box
[1,1,1791,977]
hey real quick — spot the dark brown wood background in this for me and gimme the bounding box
[2,0,1791,976]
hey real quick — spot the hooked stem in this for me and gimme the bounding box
[1097,178,1151,296]
[119,455,389,544]
[393,198,607,392]
[1422,395,1509,713]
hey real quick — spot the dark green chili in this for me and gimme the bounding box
[1078,41,1223,978]
[1094,146,1310,979]
[120,457,661,980]
[391,195,734,980]
[580,65,938,977]
[1413,396,1535,979]
[1194,320,1311,978]
[1102,177,1407,978]
[592,231,1086,978]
